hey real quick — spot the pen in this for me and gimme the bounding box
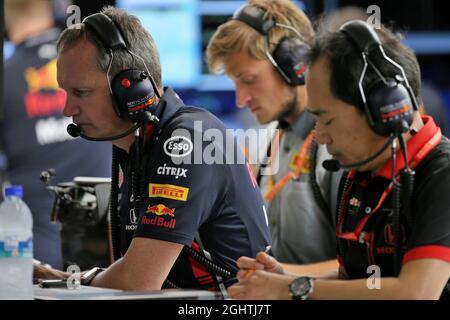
[262,245,272,255]
[243,245,272,278]
[38,279,68,288]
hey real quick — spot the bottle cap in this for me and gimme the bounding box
[4,185,23,198]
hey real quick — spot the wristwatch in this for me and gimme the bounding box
[288,276,314,300]
[81,267,105,286]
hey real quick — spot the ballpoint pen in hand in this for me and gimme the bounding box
[243,245,272,278]
[224,246,273,285]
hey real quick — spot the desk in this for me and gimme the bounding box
[34,285,221,300]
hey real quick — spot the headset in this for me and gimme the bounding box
[339,20,418,136]
[232,4,309,86]
[66,12,160,141]
[82,13,161,122]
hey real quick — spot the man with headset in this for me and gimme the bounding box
[207,0,341,273]
[227,21,450,299]
[34,6,271,293]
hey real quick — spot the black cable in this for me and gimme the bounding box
[182,246,234,280]
[392,135,416,276]
[390,135,402,276]
[162,279,179,289]
[131,133,141,218]
[392,177,402,276]
[336,172,351,264]
[398,135,409,169]
[399,135,415,228]
[309,139,333,227]
[109,145,121,262]
[162,247,235,290]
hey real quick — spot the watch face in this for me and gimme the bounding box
[290,277,312,299]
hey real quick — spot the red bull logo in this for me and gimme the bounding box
[24,59,59,92]
[23,59,67,118]
[141,215,176,229]
[146,204,175,217]
[128,96,156,112]
[143,204,176,229]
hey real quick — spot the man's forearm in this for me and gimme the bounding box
[281,259,339,279]
[89,258,162,291]
[90,258,130,290]
[310,277,422,300]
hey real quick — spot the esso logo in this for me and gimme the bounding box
[163,136,193,158]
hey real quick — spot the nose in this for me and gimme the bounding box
[235,84,251,109]
[314,121,332,145]
[62,93,80,118]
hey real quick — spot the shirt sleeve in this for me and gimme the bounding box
[403,167,450,265]
[133,127,225,246]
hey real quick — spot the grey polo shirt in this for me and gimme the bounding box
[259,111,341,264]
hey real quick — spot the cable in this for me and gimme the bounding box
[182,246,234,280]
[390,135,402,276]
[392,134,416,276]
[109,145,121,262]
[309,139,333,226]
[399,135,415,228]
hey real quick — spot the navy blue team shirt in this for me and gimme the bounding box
[116,88,272,289]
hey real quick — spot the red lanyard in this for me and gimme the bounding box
[336,129,442,243]
[264,130,315,201]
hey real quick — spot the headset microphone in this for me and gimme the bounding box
[67,112,159,142]
[67,123,82,138]
[322,134,396,172]
[322,159,341,172]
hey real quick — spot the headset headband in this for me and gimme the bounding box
[340,20,418,110]
[232,5,275,35]
[83,13,127,51]
[339,20,380,53]
[232,4,308,85]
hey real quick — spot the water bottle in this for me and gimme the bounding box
[0,185,34,300]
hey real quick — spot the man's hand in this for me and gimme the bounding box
[228,270,296,300]
[33,262,69,280]
[236,252,284,276]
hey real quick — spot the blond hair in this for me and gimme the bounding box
[206,0,314,74]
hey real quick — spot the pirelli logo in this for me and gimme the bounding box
[149,183,189,201]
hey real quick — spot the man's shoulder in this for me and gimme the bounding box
[164,105,227,134]
[415,138,450,187]
[418,138,450,172]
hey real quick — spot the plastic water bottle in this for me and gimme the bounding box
[0,185,33,300]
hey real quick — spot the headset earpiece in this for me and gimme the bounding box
[83,13,160,122]
[233,4,308,86]
[339,20,415,136]
[365,78,414,136]
[272,37,309,86]
[111,69,158,122]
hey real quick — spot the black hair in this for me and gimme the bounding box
[307,25,422,112]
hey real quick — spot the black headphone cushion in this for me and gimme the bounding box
[366,79,414,136]
[272,37,309,86]
[111,69,158,122]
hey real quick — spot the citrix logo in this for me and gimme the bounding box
[156,163,188,179]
